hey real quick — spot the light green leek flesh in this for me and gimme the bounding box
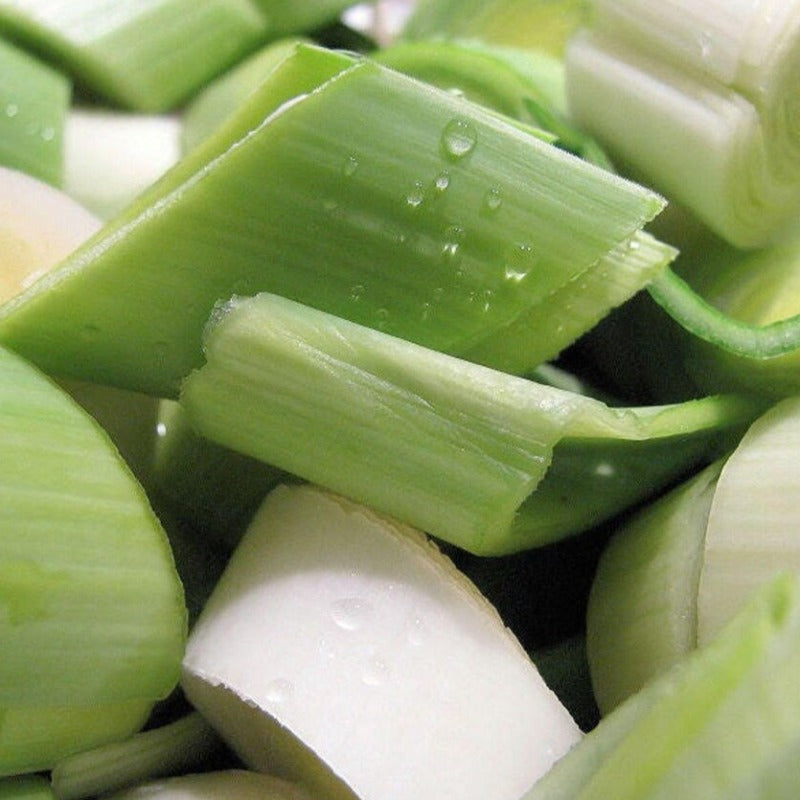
[523,573,800,799]
[0,0,267,111]
[0,38,68,185]
[402,0,589,56]
[585,461,722,714]
[179,293,759,555]
[0,343,186,772]
[0,44,670,398]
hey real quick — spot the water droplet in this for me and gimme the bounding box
[441,225,465,262]
[447,87,465,99]
[441,118,477,161]
[697,31,713,61]
[322,198,338,212]
[406,180,425,208]
[343,154,359,177]
[350,283,365,302]
[264,678,294,705]
[375,308,390,329]
[331,597,373,631]
[483,187,502,213]
[482,288,494,313]
[420,301,432,321]
[433,171,450,193]
[5,103,18,118]
[156,422,168,438]
[628,238,641,251]
[432,287,445,301]
[504,243,538,283]
[362,656,390,686]
[40,126,55,142]
[594,462,616,478]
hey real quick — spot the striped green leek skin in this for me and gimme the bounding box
[523,573,800,800]
[179,292,760,555]
[0,45,668,399]
[0,0,267,111]
[0,38,68,185]
[0,344,186,772]
[403,0,589,56]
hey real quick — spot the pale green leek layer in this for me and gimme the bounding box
[0,0,267,110]
[0,44,671,398]
[179,293,758,555]
[0,37,68,185]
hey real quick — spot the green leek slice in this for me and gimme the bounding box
[566,0,800,247]
[178,292,759,555]
[523,573,800,799]
[402,0,589,56]
[0,44,670,398]
[0,37,68,185]
[0,343,186,773]
[0,776,54,800]
[247,0,360,37]
[0,0,267,111]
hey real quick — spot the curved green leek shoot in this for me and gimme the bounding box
[50,713,222,800]
[0,0,267,111]
[566,1,800,247]
[179,292,760,555]
[0,44,672,398]
[0,39,69,186]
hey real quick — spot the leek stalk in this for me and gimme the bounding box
[179,292,759,555]
[0,44,672,398]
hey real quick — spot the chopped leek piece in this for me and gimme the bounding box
[566,1,800,247]
[63,109,181,219]
[0,38,68,185]
[105,771,314,800]
[586,461,722,713]
[182,484,582,800]
[524,574,800,799]
[0,165,99,305]
[50,713,222,800]
[181,37,308,153]
[0,776,54,800]
[179,292,759,554]
[0,344,186,774]
[247,0,359,37]
[403,0,589,56]
[0,44,670,398]
[0,0,267,111]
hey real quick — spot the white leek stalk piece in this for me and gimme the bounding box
[182,484,582,800]
[63,110,181,220]
[105,771,313,800]
[0,166,100,304]
[566,1,800,247]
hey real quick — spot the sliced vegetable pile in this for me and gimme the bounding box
[1,1,800,799]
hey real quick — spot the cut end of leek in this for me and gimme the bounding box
[182,484,582,800]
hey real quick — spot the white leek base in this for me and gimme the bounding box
[183,485,581,800]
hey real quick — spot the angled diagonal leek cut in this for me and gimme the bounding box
[0,344,186,776]
[182,484,582,800]
[0,44,673,398]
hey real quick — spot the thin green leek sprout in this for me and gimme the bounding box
[0,38,69,185]
[566,1,800,247]
[0,44,673,398]
[402,0,589,56]
[0,0,267,111]
[63,109,181,219]
[179,292,759,555]
[0,344,186,775]
[105,771,314,800]
[182,484,582,800]
[523,573,800,799]
[50,713,222,800]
